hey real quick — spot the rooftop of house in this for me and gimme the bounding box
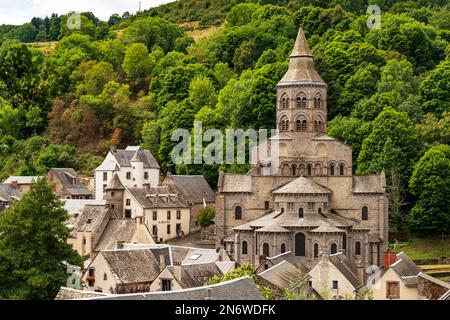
[66,205,114,237]
[163,174,215,204]
[81,276,264,300]
[63,199,106,216]
[328,252,362,288]
[388,252,422,287]
[94,218,153,252]
[55,287,109,300]
[265,251,310,273]
[96,146,160,170]
[98,248,171,284]
[3,176,41,184]
[120,244,224,266]
[170,262,225,289]
[127,185,189,209]
[0,183,21,203]
[258,260,308,290]
[48,168,92,196]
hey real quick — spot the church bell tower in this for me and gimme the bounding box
[276,28,328,135]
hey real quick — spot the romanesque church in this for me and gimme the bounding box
[215,27,389,269]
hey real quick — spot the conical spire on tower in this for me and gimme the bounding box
[278,27,325,85]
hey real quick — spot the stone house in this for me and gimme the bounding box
[362,251,422,300]
[161,173,216,232]
[105,173,190,243]
[308,252,364,299]
[94,146,160,200]
[0,183,21,212]
[3,176,41,194]
[66,204,154,258]
[47,168,92,199]
[216,27,388,270]
[82,247,171,294]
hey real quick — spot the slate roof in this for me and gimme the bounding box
[352,175,384,194]
[329,252,361,288]
[48,168,92,196]
[67,205,112,238]
[266,251,307,270]
[4,176,40,184]
[111,146,159,169]
[390,252,422,287]
[100,248,171,284]
[106,173,124,190]
[418,272,450,296]
[82,277,264,300]
[273,176,331,194]
[94,219,146,252]
[176,263,223,288]
[278,28,325,85]
[55,287,109,300]
[258,260,308,290]
[63,199,106,216]
[127,186,189,209]
[234,209,355,234]
[164,174,215,204]
[0,183,21,203]
[220,174,252,193]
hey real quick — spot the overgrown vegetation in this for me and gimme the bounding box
[0,0,449,236]
[197,207,216,227]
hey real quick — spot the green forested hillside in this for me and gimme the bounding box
[0,0,449,235]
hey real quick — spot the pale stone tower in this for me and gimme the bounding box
[276,28,328,135]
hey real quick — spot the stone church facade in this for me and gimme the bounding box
[215,27,388,269]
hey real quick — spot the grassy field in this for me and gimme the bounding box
[392,237,449,260]
[184,21,225,42]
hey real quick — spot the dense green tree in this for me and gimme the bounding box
[419,60,450,116]
[408,144,450,235]
[0,178,83,299]
[226,3,261,27]
[122,43,153,94]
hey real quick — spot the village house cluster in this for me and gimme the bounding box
[1,27,448,301]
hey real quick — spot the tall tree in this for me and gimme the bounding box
[0,178,83,299]
[408,144,450,235]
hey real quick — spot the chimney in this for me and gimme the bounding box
[173,263,182,282]
[321,252,330,262]
[383,251,397,269]
[159,252,166,271]
[110,145,117,153]
[356,260,365,284]
[116,241,125,249]
[135,216,142,227]
[10,180,18,190]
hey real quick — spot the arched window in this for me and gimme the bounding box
[362,206,368,220]
[292,165,297,176]
[295,233,306,256]
[318,121,322,131]
[280,207,285,214]
[314,121,318,131]
[296,120,302,131]
[302,97,307,108]
[258,163,264,175]
[314,94,322,108]
[281,96,289,109]
[281,243,286,254]
[263,243,270,257]
[342,233,347,251]
[302,120,307,131]
[339,164,345,176]
[331,243,337,254]
[281,119,289,131]
[235,206,242,220]
[329,164,335,176]
[355,241,361,255]
[307,164,312,176]
[314,243,319,258]
[298,207,304,219]
[242,241,248,255]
